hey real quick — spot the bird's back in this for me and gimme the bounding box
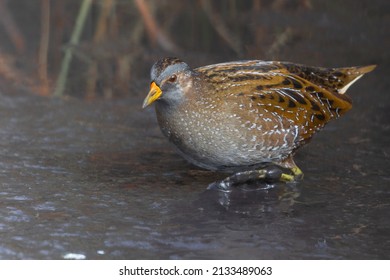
[196,60,376,144]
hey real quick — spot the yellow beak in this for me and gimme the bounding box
[142,82,162,108]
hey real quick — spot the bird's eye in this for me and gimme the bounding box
[168,75,177,83]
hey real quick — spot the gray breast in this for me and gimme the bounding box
[155,99,298,171]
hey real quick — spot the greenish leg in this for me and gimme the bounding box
[208,164,303,191]
[280,166,304,182]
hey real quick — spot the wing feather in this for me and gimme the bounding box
[196,61,353,143]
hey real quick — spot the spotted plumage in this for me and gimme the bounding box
[143,57,375,187]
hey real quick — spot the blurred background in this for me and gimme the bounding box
[0,0,387,99]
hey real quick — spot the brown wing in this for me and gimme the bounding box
[197,60,354,144]
[247,73,352,143]
[278,62,376,94]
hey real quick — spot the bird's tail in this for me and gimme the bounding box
[335,65,376,94]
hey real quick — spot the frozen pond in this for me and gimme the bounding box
[0,83,388,259]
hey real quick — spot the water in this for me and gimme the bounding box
[0,84,388,259]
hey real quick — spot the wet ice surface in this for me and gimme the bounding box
[0,81,389,259]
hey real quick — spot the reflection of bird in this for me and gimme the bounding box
[143,57,375,189]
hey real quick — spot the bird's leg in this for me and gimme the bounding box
[208,156,304,191]
[278,155,304,181]
[208,164,296,191]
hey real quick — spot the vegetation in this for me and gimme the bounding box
[0,0,311,98]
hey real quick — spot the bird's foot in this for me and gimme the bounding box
[280,166,304,182]
[208,165,303,191]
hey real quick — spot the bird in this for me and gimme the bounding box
[142,57,375,190]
